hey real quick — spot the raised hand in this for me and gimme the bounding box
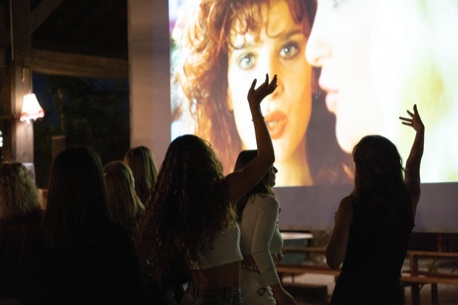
[400,104,425,133]
[247,74,278,107]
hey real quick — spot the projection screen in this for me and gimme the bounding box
[158,0,458,232]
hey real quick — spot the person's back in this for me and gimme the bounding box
[135,75,278,305]
[335,195,413,305]
[19,147,152,305]
[326,105,424,305]
[21,220,149,305]
[342,196,413,282]
[0,162,44,299]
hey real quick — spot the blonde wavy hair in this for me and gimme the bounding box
[104,161,145,234]
[0,162,41,220]
[123,146,158,204]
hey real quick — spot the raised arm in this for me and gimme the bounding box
[399,104,425,217]
[225,74,276,203]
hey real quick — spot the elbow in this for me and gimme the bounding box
[326,248,343,269]
[259,154,275,169]
[268,154,275,165]
[326,257,342,270]
[266,148,275,165]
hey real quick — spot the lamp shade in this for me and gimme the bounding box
[20,93,45,124]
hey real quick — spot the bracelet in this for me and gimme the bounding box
[252,116,264,122]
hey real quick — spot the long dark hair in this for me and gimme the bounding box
[42,146,109,248]
[351,135,412,226]
[234,150,274,221]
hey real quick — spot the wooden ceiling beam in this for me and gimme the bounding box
[30,0,64,34]
[31,49,128,79]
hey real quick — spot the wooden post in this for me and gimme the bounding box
[409,252,421,305]
[9,0,34,163]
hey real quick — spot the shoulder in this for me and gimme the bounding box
[340,196,353,207]
[337,196,353,220]
[253,193,277,203]
[254,193,279,209]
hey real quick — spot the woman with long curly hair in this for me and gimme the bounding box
[172,0,352,186]
[135,75,277,305]
[325,105,424,305]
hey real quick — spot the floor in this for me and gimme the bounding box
[283,273,458,305]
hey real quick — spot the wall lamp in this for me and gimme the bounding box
[0,94,45,124]
[20,93,45,124]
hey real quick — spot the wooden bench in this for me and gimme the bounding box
[402,250,458,305]
[277,246,339,281]
[276,247,338,301]
[276,247,458,305]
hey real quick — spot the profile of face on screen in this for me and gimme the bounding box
[170,0,458,187]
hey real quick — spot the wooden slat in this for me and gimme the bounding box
[407,250,458,259]
[282,247,326,254]
[401,275,458,285]
[276,263,340,276]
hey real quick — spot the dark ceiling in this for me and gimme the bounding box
[1,0,127,60]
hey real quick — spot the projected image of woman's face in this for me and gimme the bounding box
[306,0,458,183]
[227,0,313,167]
[305,0,383,153]
[171,0,356,186]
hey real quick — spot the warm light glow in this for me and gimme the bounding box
[20,93,45,124]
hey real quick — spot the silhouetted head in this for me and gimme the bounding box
[0,162,40,220]
[43,146,108,247]
[235,149,277,189]
[234,149,276,220]
[352,135,404,201]
[234,150,258,172]
[159,134,224,188]
[123,146,157,204]
[104,161,144,233]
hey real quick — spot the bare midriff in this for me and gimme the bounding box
[191,261,241,287]
[242,254,257,267]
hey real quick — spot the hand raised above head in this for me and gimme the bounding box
[400,104,425,133]
[247,74,278,106]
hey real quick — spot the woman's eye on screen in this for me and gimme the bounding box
[280,42,299,59]
[331,0,346,8]
[238,53,256,70]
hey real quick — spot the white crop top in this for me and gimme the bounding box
[239,193,283,286]
[188,224,243,270]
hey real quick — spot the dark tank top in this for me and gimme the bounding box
[339,196,414,283]
[330,194,414,305]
